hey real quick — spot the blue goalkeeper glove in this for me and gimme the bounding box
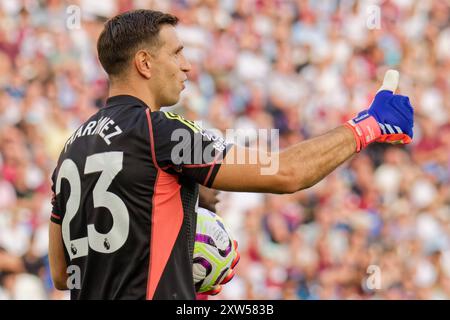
[345,70,414,152]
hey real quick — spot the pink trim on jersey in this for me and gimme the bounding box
[146,169,183,300]
[146,109,160,170]
[51,212,61,220]
[145,109,184,300]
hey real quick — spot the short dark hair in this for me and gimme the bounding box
[97,10,178,77]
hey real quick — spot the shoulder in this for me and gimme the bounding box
[150,111,202,132]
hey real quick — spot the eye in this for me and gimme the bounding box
[174,46,184,56]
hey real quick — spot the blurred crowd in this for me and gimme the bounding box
[0,0,449,300]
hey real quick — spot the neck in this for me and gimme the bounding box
[108,80,160,111]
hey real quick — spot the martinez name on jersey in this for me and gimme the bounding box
[64,116,123,152]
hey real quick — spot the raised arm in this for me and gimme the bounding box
[212,70,414,194]
[212,126,355,193]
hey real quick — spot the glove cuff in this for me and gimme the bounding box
[345,111,381,152]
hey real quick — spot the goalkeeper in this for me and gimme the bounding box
[48,9,413,300]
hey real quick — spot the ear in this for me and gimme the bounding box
[134,50,152,79]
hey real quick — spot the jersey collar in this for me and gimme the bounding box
[105,95,151,110]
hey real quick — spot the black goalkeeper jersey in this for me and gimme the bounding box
[50,95,230,300]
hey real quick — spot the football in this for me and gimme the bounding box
[193,208,237,294]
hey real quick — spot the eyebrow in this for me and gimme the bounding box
[174,45,184,54]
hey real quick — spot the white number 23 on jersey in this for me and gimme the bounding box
[55,152,129,260]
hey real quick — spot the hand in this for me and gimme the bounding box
[198,185,219,213]
[201,240,240,296]
[345,70,414,152]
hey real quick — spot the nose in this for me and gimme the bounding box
[180,54,192,73]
